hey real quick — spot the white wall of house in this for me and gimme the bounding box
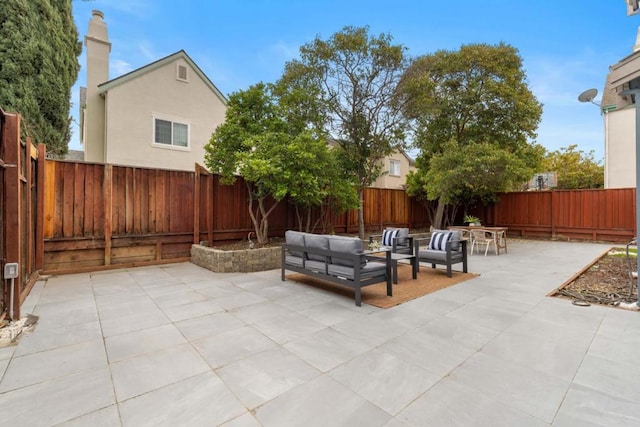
[102,59,226,171]
[371,151,416,189]
[605,107,636,188]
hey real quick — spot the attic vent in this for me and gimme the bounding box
[176,64,188,82]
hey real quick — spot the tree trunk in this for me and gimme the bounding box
[433,199,445,230]
[358,187,365,239]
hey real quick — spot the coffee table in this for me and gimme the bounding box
[367,251,418,284]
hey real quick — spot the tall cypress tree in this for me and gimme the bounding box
[0,0,81,155]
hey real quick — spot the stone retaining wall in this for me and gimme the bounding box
[190,244,281,273]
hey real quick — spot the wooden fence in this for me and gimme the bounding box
[479,189,636,242]
[1,109,42,320]
[43,160,421,274]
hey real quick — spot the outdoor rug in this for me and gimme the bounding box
[286,264,479,308]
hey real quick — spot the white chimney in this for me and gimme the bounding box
[84,10,111,162]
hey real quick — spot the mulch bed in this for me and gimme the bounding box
[552,249,638,307]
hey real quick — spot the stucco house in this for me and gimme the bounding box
[370,148,416,189]
[80,10,227,171]
[600,27,640,188]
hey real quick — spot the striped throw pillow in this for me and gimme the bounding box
[428,231,453,251]
[382,229,399,246]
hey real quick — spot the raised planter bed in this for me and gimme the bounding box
[190,244,281,273]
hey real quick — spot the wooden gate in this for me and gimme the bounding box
[0,108,42,320]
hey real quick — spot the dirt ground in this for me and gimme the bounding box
[555,249,638,307]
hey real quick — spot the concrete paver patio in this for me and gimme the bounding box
[1,239,639,426]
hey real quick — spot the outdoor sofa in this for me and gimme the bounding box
[281,230,392,306]
[414,229,468,277]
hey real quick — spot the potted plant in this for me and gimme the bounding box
[464,214,481,226]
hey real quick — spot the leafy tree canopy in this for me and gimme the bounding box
[279,26,409,238]
[398,42,544,227]
[0,0,81,155]
[541,144,604,189]
[204,83,356,242]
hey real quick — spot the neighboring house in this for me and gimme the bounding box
[370,148,416,190]
[326,139,416,189]
[80,10,227,171]
[600,27,640,189]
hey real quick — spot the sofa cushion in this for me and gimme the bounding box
[328,236,366,268]
[285,230,306,258]
[305,234,330,261]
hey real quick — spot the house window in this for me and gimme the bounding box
[154,118,189,148]
[176,64,188,82]
[389,159,401,176]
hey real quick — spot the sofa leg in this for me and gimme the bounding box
[386,276,392,297]
[355,286,362,307]
[446,265,452,277]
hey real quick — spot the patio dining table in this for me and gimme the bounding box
[448,226,508,255]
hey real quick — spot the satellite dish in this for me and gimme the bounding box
[578,88,598,104]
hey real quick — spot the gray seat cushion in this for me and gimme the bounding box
[328,261,387,280]
[284,255,304,267]
[304,259,328,274]
[418,249,464,262]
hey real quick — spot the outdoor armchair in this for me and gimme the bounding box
[414,229,468,277]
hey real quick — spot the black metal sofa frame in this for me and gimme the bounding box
[281,232,392,307]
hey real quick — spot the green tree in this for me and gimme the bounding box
[204,83,355,243]
[285,139,358,233]
[541,145,604,189]
[399,43,543,227]
[280,26,409,239]
[0,0,81,155]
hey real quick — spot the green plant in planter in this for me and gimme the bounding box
[463,214,481,225]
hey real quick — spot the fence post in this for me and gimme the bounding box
[104,164,112,265]
[193,163,200,245]
[551,191,556,239]
[35,144,45,269]
[2,112,21,319]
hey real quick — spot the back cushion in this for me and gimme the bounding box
[396,228,409,246]
[449,230,461,251]
[328,236,366,268]
[428,230,453,251]
[285,230,306,258]
[305,234,330,261]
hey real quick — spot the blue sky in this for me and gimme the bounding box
[70,0,640,161]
